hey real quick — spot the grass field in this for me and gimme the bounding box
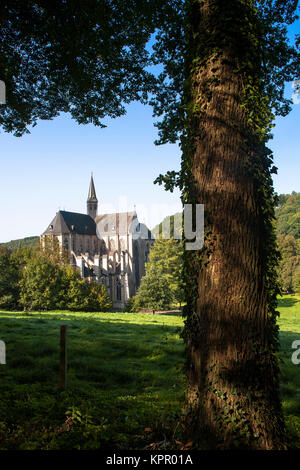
[0,310,186,449]
[276,295,300,447]
[0,295,299,449]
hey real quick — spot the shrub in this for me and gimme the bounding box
[124,296,140,313]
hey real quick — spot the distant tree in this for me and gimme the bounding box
[293,265,300,294]
[135,267,173,314]
[124,295,141,313]
[276,194,290,208]
[87,282,112,312]
[0,247,20,309]
[19,256,64,310]
[147,237,184,306]
[277,234,300,293]
[276,193,300,239]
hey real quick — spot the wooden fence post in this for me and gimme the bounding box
[60,324,67,390]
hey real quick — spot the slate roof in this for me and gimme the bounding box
[42,211,97,236]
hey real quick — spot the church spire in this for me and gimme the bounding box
[87,173,98,219]
[88,173,97,201]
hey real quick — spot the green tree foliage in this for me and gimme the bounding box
[38,236,70,265]
[277,194,290,208]
[0,239,112,312]
[276,192,300,239]
[20,253,112,312]
[276,193,300,293]
[132,237,184,312]
[20,256,64,310]
[0,247,20,309]
[293,264,300,293]
[124,295,141,313]
[277,234,300,293]
[64,265,112,312]
[135,266,173,314]
[0,0,173,136]
[147,237,184,305]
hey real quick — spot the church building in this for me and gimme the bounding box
[41,175,153,310]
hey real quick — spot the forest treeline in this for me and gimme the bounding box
[275,192,300,293]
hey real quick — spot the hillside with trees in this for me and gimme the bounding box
[275,192,300,293]
[0,236,39,250]
[276,192,300,239]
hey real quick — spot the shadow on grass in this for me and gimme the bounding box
[277,297,299,308]
[0,313,185,393]
[278,330,300,417]
[0,312,187,450]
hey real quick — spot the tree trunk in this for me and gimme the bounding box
[183,0,285,449]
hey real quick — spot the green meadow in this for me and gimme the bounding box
[0,310,186,449]
[276,295,300,447]
[0,295,299,449]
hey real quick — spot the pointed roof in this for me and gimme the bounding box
[87,174,98,202]
[42,211,97,236]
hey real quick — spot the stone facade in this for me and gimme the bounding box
[41,176,153,309]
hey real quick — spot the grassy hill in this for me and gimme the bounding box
[0,236,39,250]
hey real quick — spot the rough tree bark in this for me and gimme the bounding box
[182,0,285,449]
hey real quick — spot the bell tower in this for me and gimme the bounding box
[87,173,98,219]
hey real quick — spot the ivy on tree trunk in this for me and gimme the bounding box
[181,0,286,449]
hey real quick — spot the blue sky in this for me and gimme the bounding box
[1,92,299,244]
[0,102,183,243]
[0,24,299,243]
